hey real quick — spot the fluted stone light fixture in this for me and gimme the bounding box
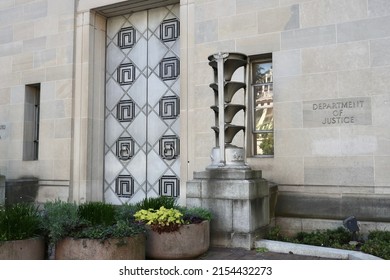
[207,52,250,169]
[186,52,270,249]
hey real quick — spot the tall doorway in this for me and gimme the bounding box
[104,5,180,204]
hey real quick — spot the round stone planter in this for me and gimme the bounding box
[55,233,145,260]
[0,237,45,260]
[146,220,210,259]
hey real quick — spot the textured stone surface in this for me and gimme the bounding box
[55,234,145,260]
[145,221,210,260]
[275,191,390,222]
[0,237,45,260]
[281,25,336,50]
[187,169,269,249]
[258,5,300,34]
[337,16,390,43]
[1,0,390,232]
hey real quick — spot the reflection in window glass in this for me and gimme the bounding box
[252,62,273,84]
[255,132,274,156]
[252,59,273,156]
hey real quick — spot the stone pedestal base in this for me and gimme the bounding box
[186,169,270,249]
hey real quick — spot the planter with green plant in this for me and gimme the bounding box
[265,226,390,259]
[0,203,45,260]
[42,200,145,260]
[134,197,211,259]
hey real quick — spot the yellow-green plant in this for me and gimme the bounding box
[134,206,183,233]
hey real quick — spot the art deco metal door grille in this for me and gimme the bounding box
[104,5,180,204]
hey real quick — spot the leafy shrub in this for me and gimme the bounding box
[71,220,144,240]
[264,226,291,242]
[365,230,390,243]
[42,200,79,245]
[134,200,213,233]
[43,201,144,245]
[74,202,144,241]
[115,203,138,222]
[0,203,42,241]
[265,226,390,259]
[134,206,184,233]
[361,231,390,259]
[179,207,212,224]
[295,227,351,248]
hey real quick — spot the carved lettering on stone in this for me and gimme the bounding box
[303,97,372,127]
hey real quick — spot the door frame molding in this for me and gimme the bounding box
[71,1,191,204]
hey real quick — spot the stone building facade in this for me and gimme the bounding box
[1,0,390,236]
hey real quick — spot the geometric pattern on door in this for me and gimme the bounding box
[105,5,180,204]
[159,96,179,119]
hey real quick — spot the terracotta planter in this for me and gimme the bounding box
[0,237,45,260]
[146,220,210,259]
[55,233,145,260]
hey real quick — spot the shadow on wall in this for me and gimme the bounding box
[4,177,39,205]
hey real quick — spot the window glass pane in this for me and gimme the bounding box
[253,84,273,131]
[23,84,40,161]
[254,106,273,131]
[255,132,274,155]
[252,62,272,84]
[251,57,273,156]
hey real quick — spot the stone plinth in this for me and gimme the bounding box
[186,169,269,249]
